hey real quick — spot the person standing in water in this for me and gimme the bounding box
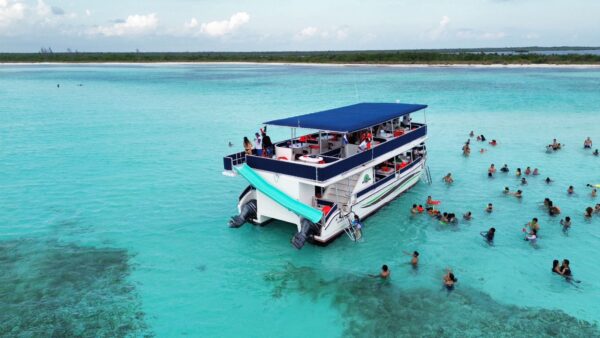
[560,217,571,233]
[369,265,390,279]
[480,227,495,245]
[443,269,458,291]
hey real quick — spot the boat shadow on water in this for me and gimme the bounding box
[264,262,599,338]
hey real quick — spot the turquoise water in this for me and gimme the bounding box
[1,64,599,337]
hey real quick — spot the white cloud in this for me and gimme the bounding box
[428,15,450,40]
[295,26,349,41]
[185,17,198,29]
[0,0,26,27]
[92,13,158,37]
[85,9,91,16]
[297,26,318,39]
[199,12,249,37]
[524,32,539,39]
[456,29,506,40]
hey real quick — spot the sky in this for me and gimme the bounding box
[0,0,599,52]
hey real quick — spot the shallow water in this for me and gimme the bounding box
[1,64,599,337]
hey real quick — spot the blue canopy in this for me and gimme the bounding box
[264,102,427,133]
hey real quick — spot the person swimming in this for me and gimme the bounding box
[552,260,562,274]
[525,228,538,244]
[545,177,553,184]
[521,177,528,185]
[516,168,522,177]
[489,139,497,146]
[469,130,475,137]
[560,216,571,233]
[480,227,495,245]
[503,187,510,194]
[485,203,493,213]
[592,189,597,198]
[548,201,561,216]
[560,259,571,278]
[500,164,509,173]
[532,168,539,175]
[527,218,540,231]
[513,190,523,198]
[443,269,458,291]
[567,186,574,195]
[417,205,424,213]
[369,265,390,279]
[585,206,593,218]
[443,173,454,183]
[463,211,472,220]
[411,204,419,214]
[488,164,496,175]
[403,251,419,268]
[594,149,599,156]
[525,167,531,175]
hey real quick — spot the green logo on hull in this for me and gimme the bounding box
[363,174,371,183]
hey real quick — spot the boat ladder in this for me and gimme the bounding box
[423,165,433,185]
[341,212,360,242]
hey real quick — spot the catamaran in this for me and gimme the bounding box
[222,102,430,249]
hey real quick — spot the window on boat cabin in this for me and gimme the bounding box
[375,157,395,181]
[395,153,412,172]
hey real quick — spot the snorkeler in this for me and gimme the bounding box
[480,227,495,245]
[560,216,571,233]
[485,203,493,213]
[443,269,458,291]
[500,164,509,173]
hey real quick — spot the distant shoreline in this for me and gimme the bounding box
[2,61,600,68]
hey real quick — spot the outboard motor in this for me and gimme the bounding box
[228,199,257,228]
[291,218,320,249]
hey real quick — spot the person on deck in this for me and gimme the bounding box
[254,132,263,156]
[243,136,253,155]
[261,130,273,158]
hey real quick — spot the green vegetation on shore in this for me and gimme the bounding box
[2,47,600,64]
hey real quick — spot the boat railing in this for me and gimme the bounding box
[223,150,248,171]
[356,157,423,198]
[224,124,427,181]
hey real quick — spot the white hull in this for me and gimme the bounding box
[313,160,424,243]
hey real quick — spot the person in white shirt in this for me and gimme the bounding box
[254,132,262,156]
